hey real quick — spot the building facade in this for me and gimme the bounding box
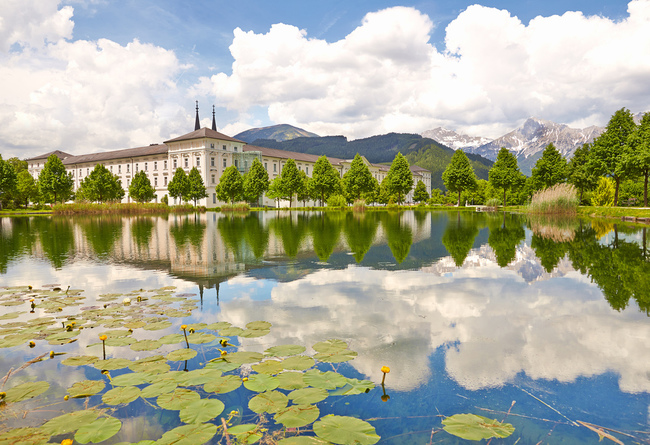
[27,121,431,207]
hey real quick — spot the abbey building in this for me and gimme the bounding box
[27,106,431,207]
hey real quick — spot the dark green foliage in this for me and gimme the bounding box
[243,214,270,258]
[78,217,123,259]
[567,143,598,203]
[412,180,429,203]
[309,213,342,262]
[16,170,38,208]
[78,164,125,203]
[380,212,413,264]
[218,215,247,261]
[530,143,567,191]
[131,217,154,248]
[443,150,477,206]
[343,213,379,262]
[216,166,243,204]
[442,213,480,267]
[33,217,75,269]
[384,153,413,205]
[624,112,650,206]
[488,148,525,206]
[187,167,208,206]
[129,171,155,203]
[38,154,74,204]
[271,214,308,257]
[279,159,304,208]
[488,214,525,267]
[243,158,269,206]
[168,168,190,203]
[309,156,341,206]
[342,154,376,202]
[169,214,206,249]
[0,156,17,209]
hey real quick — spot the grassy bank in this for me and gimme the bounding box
[577,206,650,219]
[53,203,206,215]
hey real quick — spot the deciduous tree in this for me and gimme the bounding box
[243,158,269,206]
[413,180,430,203]
[442,150,477,206]
[342,154,376,203]
[530,143,567,191]
[0,156,17,209]
[187,167,208,206]
[278,159,303,208]
[567,143,598,203]
[488,148,525,206]
[384,152,414,205]
[15,170,39,207]
[624,112,650,206]
[309,156,341,206]
[38,154,74,204]
[168,168,190,204]
[129,170,156,203]
[77,164,124,202]
[216,166,243,204]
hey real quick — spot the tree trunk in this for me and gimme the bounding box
[644,171,648,207]
[614,176,620,206]
[503,189,507,208]
[457,189,461,207]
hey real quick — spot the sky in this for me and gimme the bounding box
[1,0,648,159]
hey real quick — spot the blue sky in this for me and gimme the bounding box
[0,0,646,158]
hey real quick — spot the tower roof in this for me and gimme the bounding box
[164,127,245,144]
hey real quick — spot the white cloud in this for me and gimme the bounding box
[0,0,74,52]
[198,1,650,140]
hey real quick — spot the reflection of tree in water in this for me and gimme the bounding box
[309,213,342,262]
[531,235,570,273]
[271,214,308,258]
[78,216,123,260]
[343,212,379,263]
[32,217,75,269]
[441,213,479,267]
[169,215,206,250]
[243,214,269,259]
[380,212,413,264]
[217,214,247,260]
[0,218,37,273]
[487,213,525,267]
[130,217,154,249]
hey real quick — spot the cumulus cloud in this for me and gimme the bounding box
[198,1,650,139]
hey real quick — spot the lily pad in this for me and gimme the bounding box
[330,378,375,396]
[100,329,132,338]
[104,336,136,346]
[246,320,272,330]
[219,326,244,337]
[130,339,162,351]
[314,349,358,363]
[281,356,315,371]
[252,360,284,375]
[75,416,122,443]
[159,333,185,344]
[157,388,200,410]
[68,380,106,398]
[274,404,321,428]
[141,380,178,398]
[441,413,515,441]
[203,375,242,394]
[62,355,99,367]
[175,369,222,386]
[110,372,152,387]
[277,437,330,445]
[227,424,262,445]
[166,348,197,361]
[41,410,99,435]
[143,321,172,331]
[303,370,347,390]
[94,358,132,370]
[0,427,50,445]
[187,332,216,344]
[205,321,231,331]
[224,351,264,365]
[179,398,225,423]
[265,344,306,357]
[313,415,380,445]
[288,387,328,405]
[243,374,279,392]
[129,356,170,373]
[5,381,50,403]
[157,423,217,445]
[248,390,289,414]
[312,339,348,354]
[277,372,306,390]
[102,386,141,405]
[203,360,240,373]
[239,328,270,338]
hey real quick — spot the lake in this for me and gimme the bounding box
[0,210,648,444]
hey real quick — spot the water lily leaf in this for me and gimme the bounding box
[224,351,263,364]
[75,416,122,443]
[123,320,147,329]
[246,321,272,330]
[102,386,141,405]
[62,355,98,366]
[243,374,279,392]
[130,339,162,351]
[288,388,328,405]
[252,360,283,375]
[159,333,185,344]
[203,375,242,394]
[277,437,329,445]
[239,328,270,338]
[143,321,172,331]
[187,322,208,330]
[100,329,131,338]
[281,356,315,371]
[277,372,306,390]
[175,369,222,386]
[157,388,200,410]
[219,327,244,336]
[274,404,320,428]
[68,380,106,398]
[5,381,49,402]
[265,344,306,357]
[46,330,79,344]
[94,358,132,370]
[157,423,217,445]
[312,339,348,354]
[129,356,170,373]
[179,398,225,423]
[248,390,288,414]
[0,427,49,445]
[442,414,515,441]
[303,370,347,390]
[0,334,32,348]
[0,311,23,320]
[330,379,375,396]
[165,309,192,318]
[314,349,358,363]
[314,415,380,445]
[166,348,197,361]
[187,332,216,344]
[104,336,136,346]
[227,424,262,445]
[141,380,178,398]
[41,410,99,435]
[205,321,231,331]
[110,372,152,387]
[203,360,240,373]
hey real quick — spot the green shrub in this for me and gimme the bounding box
[161,194,169,205]
[591,177,615,207]
[221,202,250,212]
[327,194,347,208]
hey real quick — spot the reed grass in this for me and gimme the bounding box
[352,199,366,212]
[528,183,579,215]
[52,202,205,215]
[220,202,251,212]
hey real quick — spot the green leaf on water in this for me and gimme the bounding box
[102,386,141,405]
[224,351,263,364]
[142,321,172,331]
[175,369,222,386]
[203,359,240,373]
[312,339,348,353]
[248,390,288,414]
[246,320,272,330]
[129,356,170,373]
[205,321,231,331]
[330,378,375,396]
[288,387,328,405]
[5,381,49,403]
[130,339,162,351]
[252,360,283,375]
[227,424,262,445]
[219,326,244,336]
[187,332,216,344]
[203,375,242,394]
[123,320,147,329]
[179,398,225,423]
[159,333,184,344]
[243,374,279,392]
[276,372,306,390]
[93,358,132,370]
[303,370,347,390]
[166,348,197,361]
[0,427,50,445]
[281,356,315,371]
[265,344,306,357]
[277,437,330,445]
[68,380,106,398]
[157,423,217,445]
[157,388,200,410]
[314,349,358,363]
[100,329,131,338]
[313,415,380,445]
[41,410,99,435]
[110,372,151,387]
[140,380,178,398]
[62,355,98,366]
[441,413,515,441]
[104,336,136,346]
[239,328,270,338]
[274,404,320,429]
[75,416,122,444]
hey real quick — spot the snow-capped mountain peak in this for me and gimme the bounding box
[421,127,492,151]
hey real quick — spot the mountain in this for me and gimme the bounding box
[234,124,320,143]
[421,128,492,151]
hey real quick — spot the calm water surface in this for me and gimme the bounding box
[0,210,649,444]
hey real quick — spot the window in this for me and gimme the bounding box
[196,157,200,167]
[211,174,215,184]
[110,165,113,173]
[118,165,121,174]
[264,163,267,171]
[184,158,189,168]
[135,164,139,172]
[223,145,226,150]
[234,160,238,167]
[306,167,309,175]
[273,164,277,172]
[213,193,216,204]
[79,169,82,176]
[211,157,215,167]
[145,162,148,171]
[126,164,130,173]
[234,146,238,152]
[223,159,227,168]
[164,160,167,170]
[164,177,168,186]
[173,159,177,169]
[210,143,215,149]
[86,168,89,175]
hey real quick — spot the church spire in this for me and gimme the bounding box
[194,100,200,131]
[211,105,217,131]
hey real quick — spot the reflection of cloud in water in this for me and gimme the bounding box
[218,265,650,393]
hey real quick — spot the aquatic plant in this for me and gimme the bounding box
[528,183,579,214]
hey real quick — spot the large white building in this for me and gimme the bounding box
[27,108,431,207]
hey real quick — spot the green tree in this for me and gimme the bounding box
[442,150,477,206]
[77,164,124,203]
[38,154,74,204]
[530,143,567,191]
[381,212,413,264]
[216,166,243,204]
[342,154,376,203]
[15,170,39,208]
[0,155,17,209]
[384,152,414,205]
[567,143,598,203]
[129,170,156,203]
[589,108,637,206]
[488,148,525,206]
[278,159,303,208]
[591,177,615,206]
[168,168,190,204]
[309,213,342,261]
[243,158,269,206]
[309,156,341,206]
[297,170,310,206]
[442,213,480,267]
[488,214,525,267]
[187,167,208,206]
[343,212,379,262]
[5,157,27,174]
[266,176,284,207]
[624,112,650,206]
[412,180,430,203]
[429,188,445,205]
